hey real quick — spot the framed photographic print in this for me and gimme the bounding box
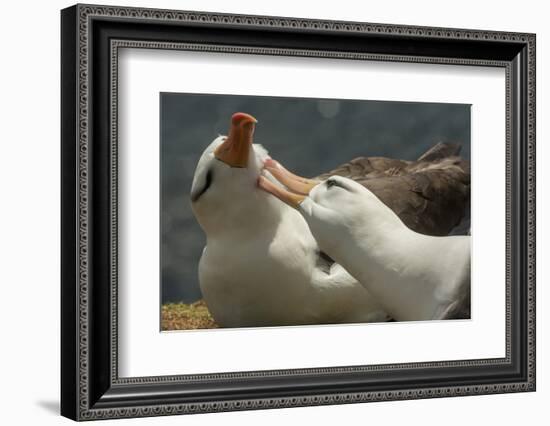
[61,3,536,421]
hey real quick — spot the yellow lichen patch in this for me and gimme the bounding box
[161,300,219,331]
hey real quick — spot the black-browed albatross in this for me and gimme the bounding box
[190,112,470,327]
[259,170,471,321]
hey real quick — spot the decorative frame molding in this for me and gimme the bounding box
[61,3,535,421]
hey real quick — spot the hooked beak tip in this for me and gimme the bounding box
[263,158,280,169]
[232,112,258,125]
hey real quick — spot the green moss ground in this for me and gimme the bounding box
[161,300,218,330]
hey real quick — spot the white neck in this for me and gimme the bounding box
[196,189,289,242]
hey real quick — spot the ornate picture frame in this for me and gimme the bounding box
[61,4,535,421]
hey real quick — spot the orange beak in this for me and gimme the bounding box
[264,159,320,195]
[258,159,320,208]
[214,112,257,168]
[258,176,307,208]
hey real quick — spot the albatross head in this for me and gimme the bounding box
[190,112,282,236]
[258,160,395,252]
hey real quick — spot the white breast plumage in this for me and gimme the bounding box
[190,112,470,326]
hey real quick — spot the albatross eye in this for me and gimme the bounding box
[326,179,338,189]
[325,178,352,192]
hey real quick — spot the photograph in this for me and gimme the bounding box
[160,93,472,331]
[58,3,535,420]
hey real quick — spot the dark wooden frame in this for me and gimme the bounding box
[61,3,536,421]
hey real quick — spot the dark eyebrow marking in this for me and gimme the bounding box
[191,168,213,202]
[326,178,353,192]
[326,178,343,189]
[326,179,338,188]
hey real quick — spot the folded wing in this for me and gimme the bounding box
[315,142,470,236]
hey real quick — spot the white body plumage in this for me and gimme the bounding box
[191,135,387,327]
[298,176,471,321]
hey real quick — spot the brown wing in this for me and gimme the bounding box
[315,156,411,181]
[315,143,470,236]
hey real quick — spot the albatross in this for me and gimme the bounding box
[190,113,387,327]
[190,112,470,327]
[259,167,471,321]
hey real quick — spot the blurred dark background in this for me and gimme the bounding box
[161,93,470,304]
